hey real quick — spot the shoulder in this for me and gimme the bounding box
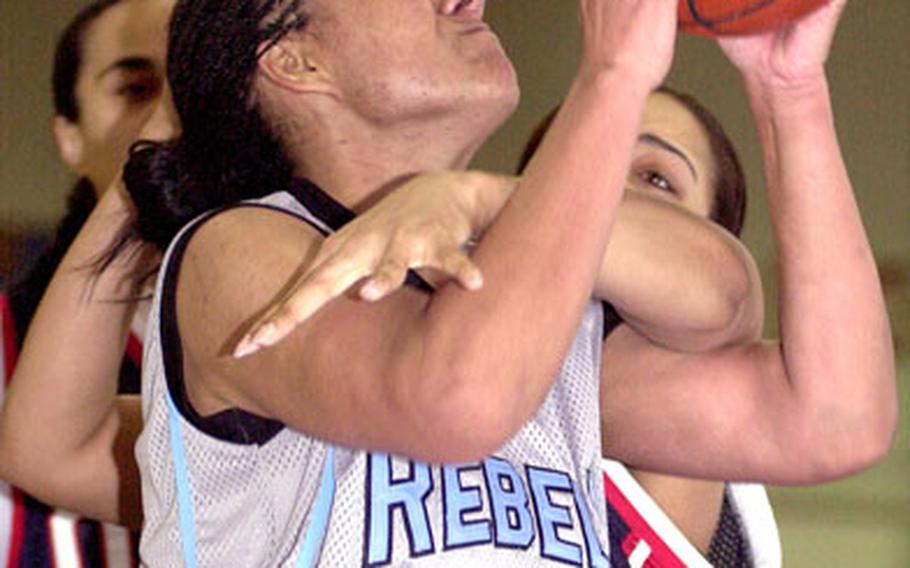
[173,204,326,305]
[173,204,325,327]
[183,205,324,269]
[161,204,327,414]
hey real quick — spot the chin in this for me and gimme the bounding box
[477,54,520,119]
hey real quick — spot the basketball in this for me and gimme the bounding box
[678,0,829,37]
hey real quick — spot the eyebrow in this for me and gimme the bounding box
[95,56,157,80]
[639,133,698,183]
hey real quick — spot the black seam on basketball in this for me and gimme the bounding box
[688,0,777,29]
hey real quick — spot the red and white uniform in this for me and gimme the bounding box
[0,294,140,568]
[603,458,781,568]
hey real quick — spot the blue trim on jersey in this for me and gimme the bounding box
[166,394,199,568]
[296,447,337,568]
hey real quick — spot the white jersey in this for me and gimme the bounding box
[137,181,611,567]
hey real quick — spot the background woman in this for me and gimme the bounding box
[0,0,174,565]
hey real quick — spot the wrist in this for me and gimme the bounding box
[742,71,832,120]
[459,171,516,236]
[574,64,655,103]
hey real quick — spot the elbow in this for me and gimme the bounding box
[719,242,763,340]
[431,387,520,463]
[668,239,763,350]
[0,412,26,486]
[791,400,898,484]
[395,358,530,464]
[0,429,47,497]
[700,242,764,347]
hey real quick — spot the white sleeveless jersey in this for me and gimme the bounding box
[137,184,611,567]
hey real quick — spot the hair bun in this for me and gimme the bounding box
[123,140,207,251]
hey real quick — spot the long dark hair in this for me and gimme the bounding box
[517,86,747,237]
[7,0,126,341]
[121,0,308,252]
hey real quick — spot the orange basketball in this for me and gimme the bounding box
[678,0,829,37]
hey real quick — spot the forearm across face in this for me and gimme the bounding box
[191,68,656,466]
[594,191,761,351]
[463,183,761,352]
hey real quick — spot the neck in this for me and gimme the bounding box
[285,109,493,212]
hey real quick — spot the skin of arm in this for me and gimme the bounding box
[461,176,761,351]
[184,68,658,464]
[187,0,682,465]
[0,182,146,529]
[262,171,761,354]
[601,2,897,485]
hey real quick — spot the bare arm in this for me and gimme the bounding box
[601,0,897,484]
[0,182,145,528]
[186,0,680,464]
[244,171,761,354]
[457,177,762,350]
[596,190,760,350]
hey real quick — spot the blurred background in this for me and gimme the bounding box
[1,0,907,565]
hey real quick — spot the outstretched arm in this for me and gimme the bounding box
[601,0,897,484]
[0,182,145,529]
[189,0,680,465]
[236,171,760,354]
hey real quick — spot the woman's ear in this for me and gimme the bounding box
[257,38,334,96]
[53,116,85,173]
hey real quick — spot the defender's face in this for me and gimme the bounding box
[627,93,716,219]
[56,0,176,193]
[306,0,519,127]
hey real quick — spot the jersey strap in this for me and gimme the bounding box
[166,394,199,568]
[294,447,336,568]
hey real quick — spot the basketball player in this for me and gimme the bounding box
[0,0,895,564]
[231,0,893,564]
[0,22,761,549]
[109,0,711,563]
[0,0,175,565]
[514,89,781,566]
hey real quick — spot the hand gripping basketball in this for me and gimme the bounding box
[578,0,678,91]
[717,0,848,89]
[679,0,830,37]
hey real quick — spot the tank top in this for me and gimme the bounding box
[137,180,611,567]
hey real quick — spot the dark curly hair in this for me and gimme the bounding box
[121,0,308,252]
